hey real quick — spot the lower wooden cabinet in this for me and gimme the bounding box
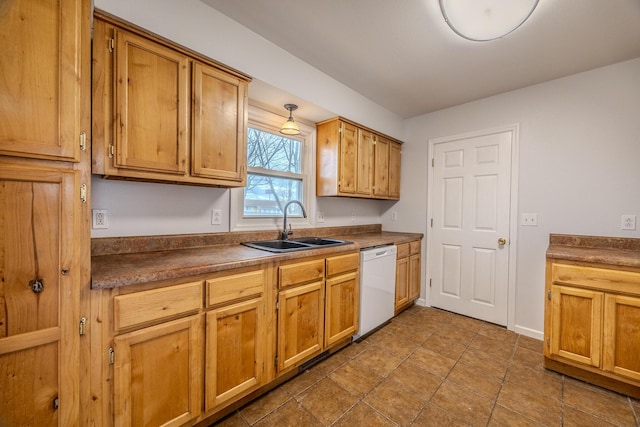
[395,239,422,314]
[113,315,203,427]
[544,259,640,397]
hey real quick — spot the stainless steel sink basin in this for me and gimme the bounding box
[242,237,351,253]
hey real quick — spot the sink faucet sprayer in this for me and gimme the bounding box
[281,200,307,240]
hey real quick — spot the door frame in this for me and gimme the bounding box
[426,124,520,331]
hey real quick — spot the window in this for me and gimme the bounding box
[230,104,314,231]
[244,127,304,217]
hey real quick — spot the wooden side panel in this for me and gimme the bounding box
[325,272,359,346]
[316,119,340,196]
[114,29,189,174]
[603,294,640,381]
[373,135,389,197]
[395,256,409,312]
[550,285,603,367]
[205,297,264,410]
[356,128,374,196]
[0,162,80,426]
[114,281,202,331]
[0,0,82,161]
[325,252,359,277]
[191,61,247,184]
[338,121,358,195]
[113,315,202,427]
[207,269,264,306]
[279,259,324,288]
[388,142,401,200]
[278,282,324,370]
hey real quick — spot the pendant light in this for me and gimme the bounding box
[439,0,539,42]
[279,104,301,136]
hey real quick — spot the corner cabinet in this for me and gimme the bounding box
[395,240,422,314]
[544,259,640,398]
[0,0,92,425]
[316,117,402,200]
[92,12,249,187]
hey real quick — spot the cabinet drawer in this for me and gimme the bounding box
[326,252,359,277]
[279,259,325,288]
[410,240,421,255]
[396,243,409,259]
[207,269,265,306]
[552,263,640,296]
[114,281,202,331]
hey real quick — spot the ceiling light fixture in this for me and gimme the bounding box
[279,104,301,136]
[439,0,539,42]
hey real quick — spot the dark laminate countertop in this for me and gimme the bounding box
[546,234,640,268]
[91,226,422,289]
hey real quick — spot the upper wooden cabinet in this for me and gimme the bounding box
[92,12,250,187]
[0,0,87,161]
[316,117,402,200]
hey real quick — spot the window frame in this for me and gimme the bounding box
[230,103,316,231]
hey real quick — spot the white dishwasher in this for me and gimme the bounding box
[355,245,397,339]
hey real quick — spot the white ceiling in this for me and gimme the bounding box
[202,0,640,119]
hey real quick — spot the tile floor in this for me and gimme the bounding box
[214,306,640,426]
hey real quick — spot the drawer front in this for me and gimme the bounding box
[552,263,640,296]
[207,269,265,306]
[396,243,409,259]
[279,259,325,288]
[326,252,359,277]
[409,240,421,255]
[114,281,202,331]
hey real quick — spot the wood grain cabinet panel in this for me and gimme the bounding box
[113,315,203,427]
[317,117,402,200]
[0,0,86,161]
[325,272,359,347]
[395,240,422,314]
[603,294,640,381]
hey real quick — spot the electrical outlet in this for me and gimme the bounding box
[391,211,398,221]
[211,209,222,225]
[621,214,637,231]
[92,209,109,229]
[317,211,325,223]
[351,212,356,222]
[521,213,538,226]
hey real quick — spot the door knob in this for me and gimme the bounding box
[498,237,507,246]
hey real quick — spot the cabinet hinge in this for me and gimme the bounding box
[108,347,115,365]
[429,278,432,288]
[108,37,115,53]
[432,158,434,167]
[547,291,552,301]
[79,131,87,151]
[274,355,278,369]
[275,300,279,310]
[108,143,115,158]
[546,337,550,348]
[430,218,433,227]
[79,317,87,336]
[80,183,87,203]
[53,397,59,410]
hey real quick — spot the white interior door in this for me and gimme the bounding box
[429,129,514,326]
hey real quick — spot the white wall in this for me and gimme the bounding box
[384,58,640,338]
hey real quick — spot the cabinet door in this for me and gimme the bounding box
[113,315,202,427]
[373,135,390,198]
[356,128,374,196]
[388,142,401,200]
[603,294,640,381]
[206,297,265,411]
[325,272,359,347]
[192,62,247,184]
[395,256,410,311]
[338,121,358,195]
[549,285,603,367]
[409,253,421,301]
[0,0,85,161]
[114,29,189,174]
[278,282,324,371]
[0,162,81,426]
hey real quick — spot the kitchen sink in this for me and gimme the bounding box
[242,237,351,253]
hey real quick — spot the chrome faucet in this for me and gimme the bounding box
[281,200,307,240]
